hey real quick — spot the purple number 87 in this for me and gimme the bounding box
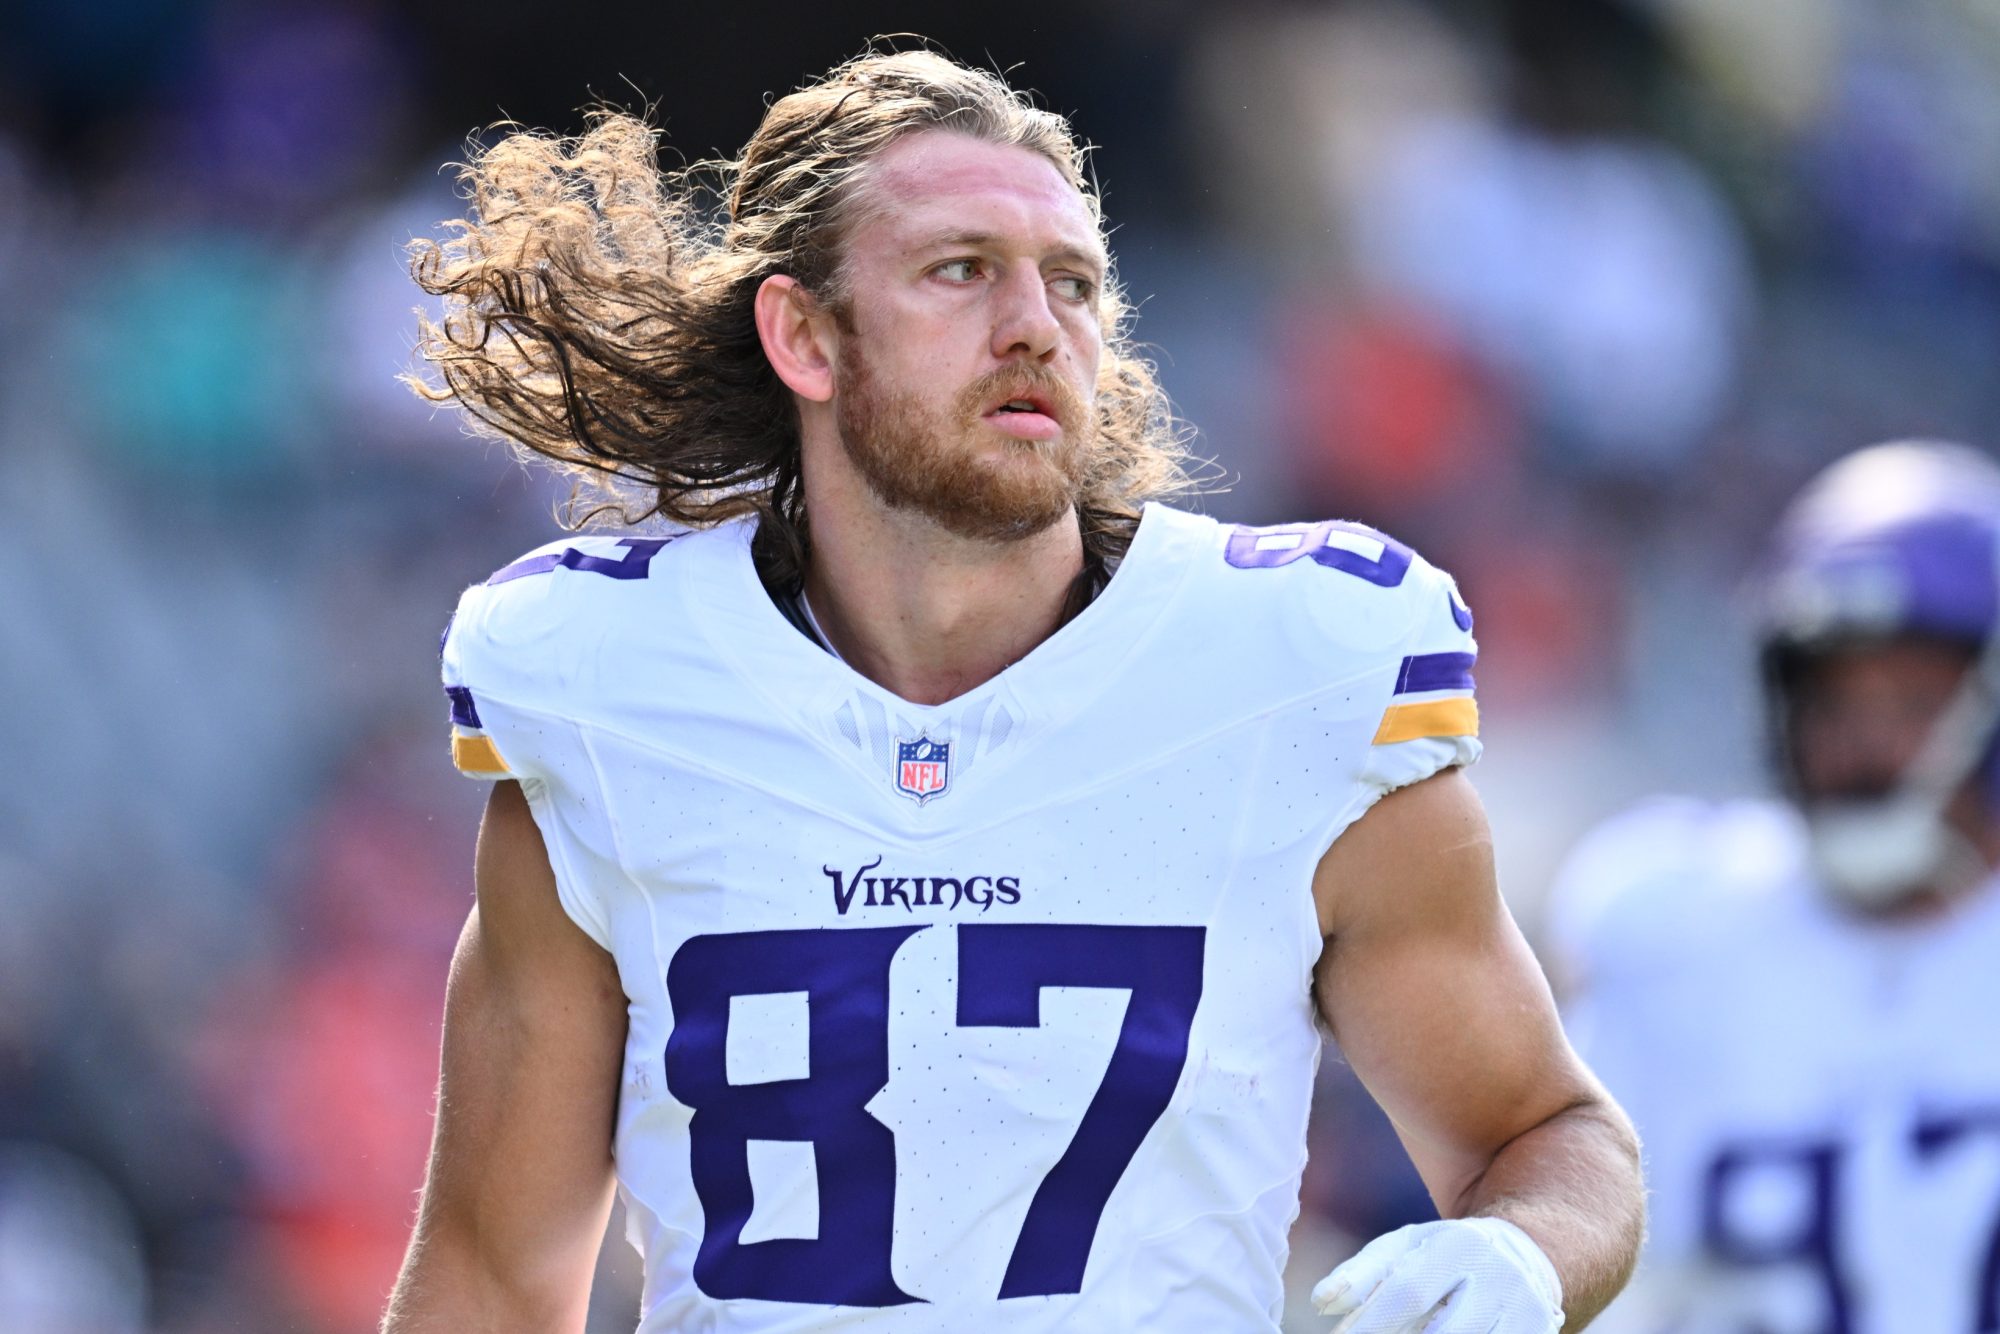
[1223,520,1413,588]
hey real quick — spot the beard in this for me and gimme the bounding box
[833,346,1091,543]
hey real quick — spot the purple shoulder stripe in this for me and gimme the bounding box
[487,537,670,586]
[1448,586,1474,631]
[1395,651,1476,695]
[445,685,482,730]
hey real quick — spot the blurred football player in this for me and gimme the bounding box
[382,48,1641,1333]
[1549,440,2000,1332]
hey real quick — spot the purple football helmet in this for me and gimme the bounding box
[1758,440,2000,906]
[1762,441,2000,653]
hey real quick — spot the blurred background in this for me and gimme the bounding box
[3,0,1998,1328]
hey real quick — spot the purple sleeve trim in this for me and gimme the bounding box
[445,685,482,730]
[1395,651,1476,695]
[487,537,670,586]
[1448,587,1474,631]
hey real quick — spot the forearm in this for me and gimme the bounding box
[1452,1096,1645,1329]
[382,1216,592,1334]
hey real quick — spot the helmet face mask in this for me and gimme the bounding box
[1775,640,1988,907]
[1802,793,1983,910]
[1758,441,2000,909]
[1772,637,1979,801]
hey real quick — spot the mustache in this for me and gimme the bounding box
[955,365,1090,434]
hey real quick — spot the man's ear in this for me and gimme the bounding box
[754,274,836,403]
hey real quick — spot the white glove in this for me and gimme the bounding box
[1311,1218,1564,1333]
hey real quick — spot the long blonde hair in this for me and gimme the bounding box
[407,47,1196,587]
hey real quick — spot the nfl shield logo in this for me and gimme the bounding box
[895,735,951,805]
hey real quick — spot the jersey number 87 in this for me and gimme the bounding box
[664,922,1206,1306]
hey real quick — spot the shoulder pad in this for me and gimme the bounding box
[1205,514,1481,806]
[1221,518,1477,741]
[439,533,679,779]
[1546,797,1805,984]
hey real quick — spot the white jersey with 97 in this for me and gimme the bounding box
[439,502,1480,1332]
[1548,798,2000,1334]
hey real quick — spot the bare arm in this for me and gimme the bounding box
[382,780,628,1333]
[1313,769,1644,1327]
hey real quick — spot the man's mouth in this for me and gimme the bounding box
[991,393,1055,418]
[982,393,1063,441]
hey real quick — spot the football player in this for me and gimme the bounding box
[383,48,1642,1333]
[1549,440,2000,1332]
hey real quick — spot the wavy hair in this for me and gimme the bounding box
[407,47,1198,589]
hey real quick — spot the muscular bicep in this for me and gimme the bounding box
[1312,770,1599,1214]
[391,781,627,1329]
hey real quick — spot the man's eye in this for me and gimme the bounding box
[935,259,979,282]
[1052,275,1095,302]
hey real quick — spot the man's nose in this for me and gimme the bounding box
[990,269,1061,363]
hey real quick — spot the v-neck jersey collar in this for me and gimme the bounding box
[684,502,1201,732]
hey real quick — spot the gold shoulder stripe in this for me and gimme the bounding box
[1373,697,1479,745]
[452,732,511,776]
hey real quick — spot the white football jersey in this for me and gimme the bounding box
[1548,798,2000,1334]
[439,503,1480,1332]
